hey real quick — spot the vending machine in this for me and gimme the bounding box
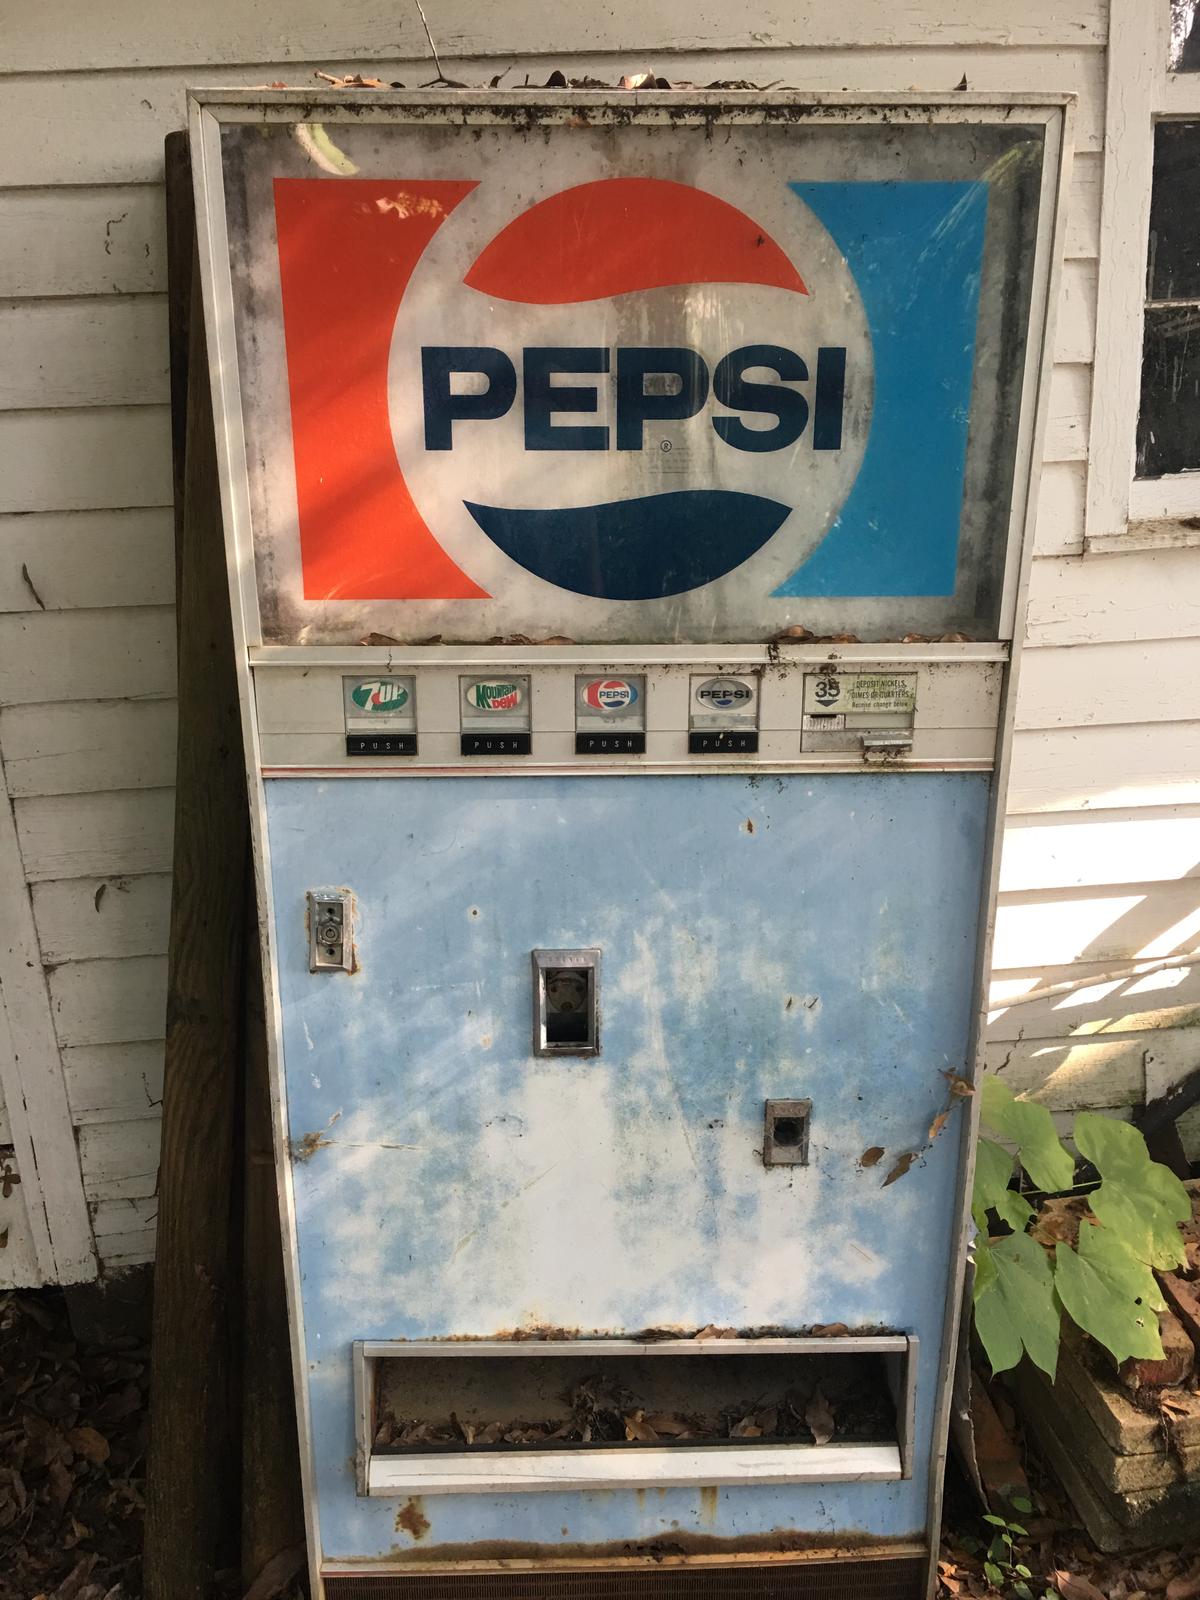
[191,89,1070,1599]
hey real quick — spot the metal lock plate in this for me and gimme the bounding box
[308,891,353,972]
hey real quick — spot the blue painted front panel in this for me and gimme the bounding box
[265,774,989,1563]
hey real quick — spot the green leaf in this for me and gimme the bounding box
[1015,1566,1032,1580]
[973,1139,1035,1234]
[980,1079,1075,1193]
[1053,1222,1165,1364]
[984,1563,1004,1588]
[1008,1525,1028,1538]
[1014,1581,1033,1600]
[1073,1112,1189,1270]
[1010,1495,1033,1514]
[981,1514,1007,1527]
[973,1230,1060,1378]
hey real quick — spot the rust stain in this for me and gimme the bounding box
[395,1497,431,1540]
[743,818,756,834]
[698,1485,719,1524]
[290,1129,333,1163]
[380,1530,923,1568]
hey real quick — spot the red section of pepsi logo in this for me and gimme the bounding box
[463,178,807,305]
[583,678,639,711]
[273,179,488,600]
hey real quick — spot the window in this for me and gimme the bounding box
[1171,2,1200,71]
[1087,1,1200,541]
[1137,122,1200,480]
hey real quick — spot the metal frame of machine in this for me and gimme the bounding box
[190,89,1074,1598]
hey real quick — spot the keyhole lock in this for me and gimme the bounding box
[307,891,353,973]
[763,1099,811,1167]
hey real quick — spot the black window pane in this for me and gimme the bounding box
[1137,304,1200,477]
[1147,124,1200,300]
[1172,1,1200,71]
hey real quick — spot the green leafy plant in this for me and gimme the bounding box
[972,1078,1191,1380]
[968,1498,1038,1599]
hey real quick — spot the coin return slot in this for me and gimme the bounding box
[763,1099,811,1166]
[533,949,600,1057]
[354,1336,915,1495]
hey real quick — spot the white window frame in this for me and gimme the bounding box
[1087,0,1200,549]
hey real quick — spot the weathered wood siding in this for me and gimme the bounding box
[3,0,1196,1280]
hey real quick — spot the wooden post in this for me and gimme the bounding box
[144,134,247,1600]
[145,130,306,1600]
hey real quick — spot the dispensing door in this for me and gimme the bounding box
[192,91,1069,1598]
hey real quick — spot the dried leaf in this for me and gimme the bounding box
[623,1410,659,1441]
[644,1412,690,1436]
[730,1415,761,1438]
[811,1322,850,1337]
[805,1387,836,1444]
[1166,1567,1200,1600]
[66,1426,110,1465]
[929,1111,951,1142]
[1054,1572,1109,1600]
[694,1324,737,1340]
[942,1070,975,1097]
[859,1146,886,1168]
[882,1152,919,1186]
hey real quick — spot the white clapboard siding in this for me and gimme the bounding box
[999,807,1200,892]
[63,1041,164,1124]
[983,1034,1151,1111]
[1,0,1106,72]
[1,701,179,798]
[0,407,173,514]
[0,49,1105,189]
[0,509,175,613]
[14,788,176,882]
[78,1118,160,1202]
[1024,547,1200,647]
[1043,364,1090,463]
[1065,150,1101,260]
[1055,259,1097,365]
[993,878,1200,970]
[0,296,169,411]
[1015,638,1200,730]
[32,875,173,964]
[89,1196,157,1267]
[1033,463,1086,557]
[1006,722,1200,815]
[47,956,168,1050]
[0,188,167,299]
[988,958,1200,1040]
[0,607,176,706]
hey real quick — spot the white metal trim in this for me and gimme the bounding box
[188,93,325,1589]
[924,95,1075,1600]
[250,643,1011,668]
[1128,473,1200,521]
[359,1335,909,1358]
[366,1442,903,1496]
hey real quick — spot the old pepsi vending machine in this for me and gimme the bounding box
[191,89,1070,1598]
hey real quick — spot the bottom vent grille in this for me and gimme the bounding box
[325,1554,925,1600]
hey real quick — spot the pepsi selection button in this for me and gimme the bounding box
[346,733,417,756]
[688,730,759,755]
[575,732,646,755]
[461,733,532,757]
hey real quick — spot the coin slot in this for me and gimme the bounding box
[532,949,600,1057]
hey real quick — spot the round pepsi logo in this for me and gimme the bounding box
[695,677,755,710]
[390,156,873,638]
[583,678,639,713]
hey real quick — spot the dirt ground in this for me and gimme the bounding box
[1,1285,1197,1600]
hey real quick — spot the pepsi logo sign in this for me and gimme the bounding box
[695,678,755,710]
[464,680,523,712]
[582,678,639,713]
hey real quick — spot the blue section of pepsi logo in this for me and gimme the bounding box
[465,491,791,600]
[774,182,988,598]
